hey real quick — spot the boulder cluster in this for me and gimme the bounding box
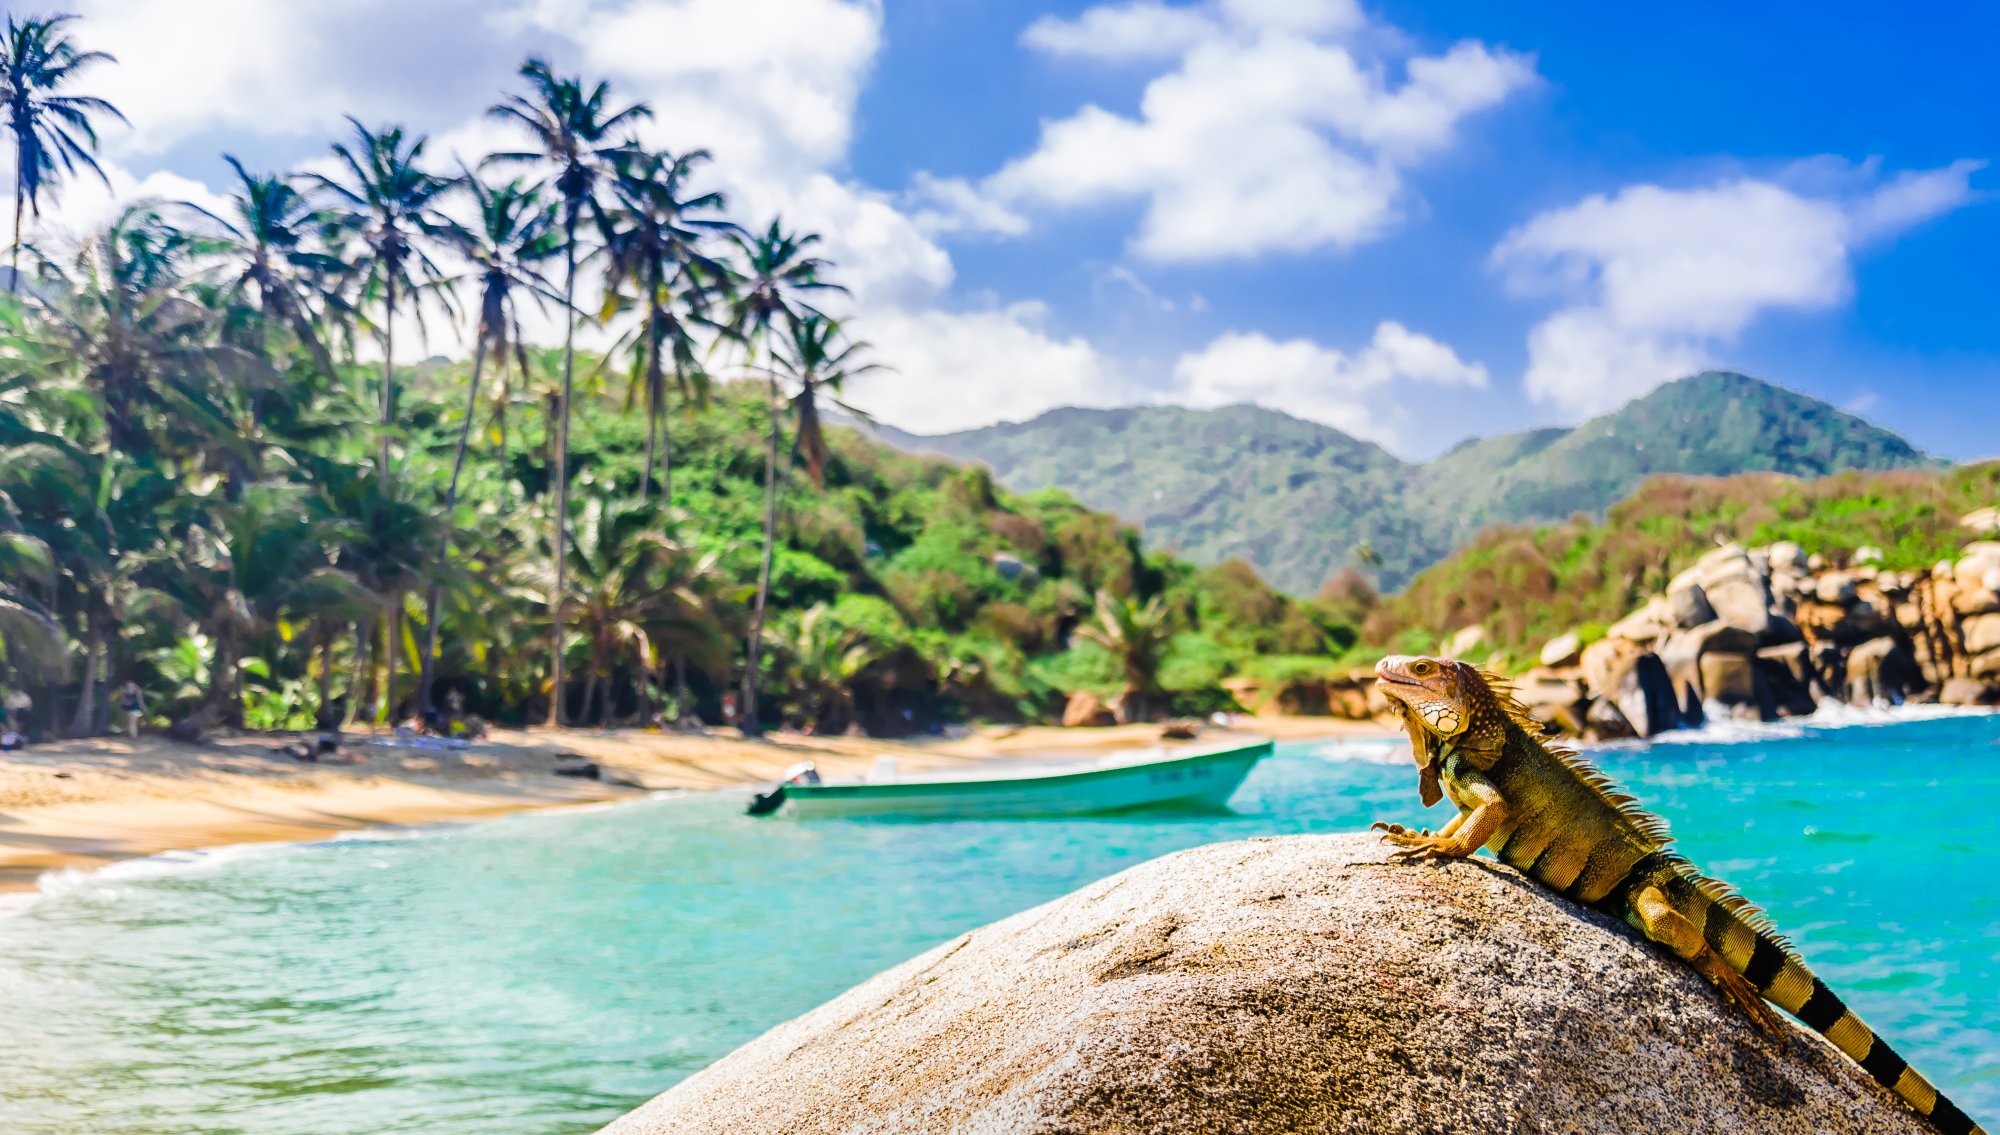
[1517,533,2000,739]
[1212,517,2000,740]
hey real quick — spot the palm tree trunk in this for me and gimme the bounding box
[68,610,102,737]
[9,170,23,294]
[659,410,672,507]
[420,334,491,716]
[640,386,658,504]
[206,632,238,725]
[380,273,397,478]
[346,622,367,728]
[742,374,781,738]
[646,270,670,505]
[384,608,400,725]
[547,218,579,727]
[638,651,653,727]
[317,632,334,719]
[672,651,688,723]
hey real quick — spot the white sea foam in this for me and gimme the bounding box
[0,890,42,918]
[39,842,293,893]
[1608,701,1991,749]
[6,842,305,919]
[1296,737,1408,766]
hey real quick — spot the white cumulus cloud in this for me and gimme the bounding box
[1494,161,1983,416]
[846,303,1135,434]
[944,0,1534,262]
[1019,1,1217,61]
[1170,321,1487,447]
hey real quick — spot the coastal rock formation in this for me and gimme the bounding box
[1060,691,1115,728]
[1520,525,2000,738]
[602,835,1932,1135]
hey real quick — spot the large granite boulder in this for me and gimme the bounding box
[1667,576,1718,629]
[1845,636,1922,707]
[1706,577,1773,636]
[1941,677,2000,706]
[603,836,1931,1135]
[1607,596,1676,645]
[1539,630,1584,668]
[1964,613,2000,657]
[1061,691,1115,728]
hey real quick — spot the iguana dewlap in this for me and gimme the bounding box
[1372,654,1985,1135]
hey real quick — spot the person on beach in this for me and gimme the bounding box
[119,681,145,740]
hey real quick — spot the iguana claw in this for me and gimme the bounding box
[1370,821,1433,846]
[1387,838,1456,862]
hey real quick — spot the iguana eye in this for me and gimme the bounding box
[1410,660,1435,677]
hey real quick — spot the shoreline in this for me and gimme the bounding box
[0,717,1392,895]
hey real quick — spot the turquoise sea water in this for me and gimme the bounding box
[1,712,1997,1134]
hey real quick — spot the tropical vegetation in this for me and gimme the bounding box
[0,13,1365,739]
[1370,462,2000,664]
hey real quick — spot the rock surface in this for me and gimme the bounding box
[602,835,1930,1135]
[1060,690,1114,728]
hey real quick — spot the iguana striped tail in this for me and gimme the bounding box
[1679,871,1984,1134]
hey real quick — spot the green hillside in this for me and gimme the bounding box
[888,372,1933,594]
[1414,371,1929,533]
[896,404,1437,596]
[1370,461,2000,661]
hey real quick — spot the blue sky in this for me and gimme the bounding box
[19,1,1999,460]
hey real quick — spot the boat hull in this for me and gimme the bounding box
[778,740,1273,819]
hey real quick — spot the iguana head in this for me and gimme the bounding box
[1374,655,1483,806]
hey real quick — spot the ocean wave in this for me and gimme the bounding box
[0,890,42,919]
[30,842,297,905]
[1607,701,1992,749]
[1294,738,1409,766]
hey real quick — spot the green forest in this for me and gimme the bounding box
[0,14,1363,739]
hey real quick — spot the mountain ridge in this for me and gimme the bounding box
[875,371,1930,594]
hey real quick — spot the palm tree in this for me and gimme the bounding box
[521,498,726,725]
[0,474,62,683]
[597,146,734,504]
[417,170,562,715]
[310,459,450,725]
[723,219,843,737]
[1,13,125,291]
[201,156,347,382]
[2,435,133,736]
[1077,589,1175,724]
[773,312,884,489]
[150,479,373,734]
[35,205,272,466]
[488,59,651,727]
[770,604,876,734]
[313,118,462,478]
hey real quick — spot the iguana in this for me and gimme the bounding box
[1370,654,1985,1135]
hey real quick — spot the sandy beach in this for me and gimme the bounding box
[0,717,1395,892]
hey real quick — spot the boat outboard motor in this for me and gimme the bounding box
[746,761,822,816]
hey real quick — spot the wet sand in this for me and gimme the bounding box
[0,717,1394,892]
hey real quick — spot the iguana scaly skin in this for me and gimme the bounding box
[1371,654,1985,1135]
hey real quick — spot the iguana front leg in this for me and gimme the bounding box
[1383,773,1509,862]
[1371,811,1467,847]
